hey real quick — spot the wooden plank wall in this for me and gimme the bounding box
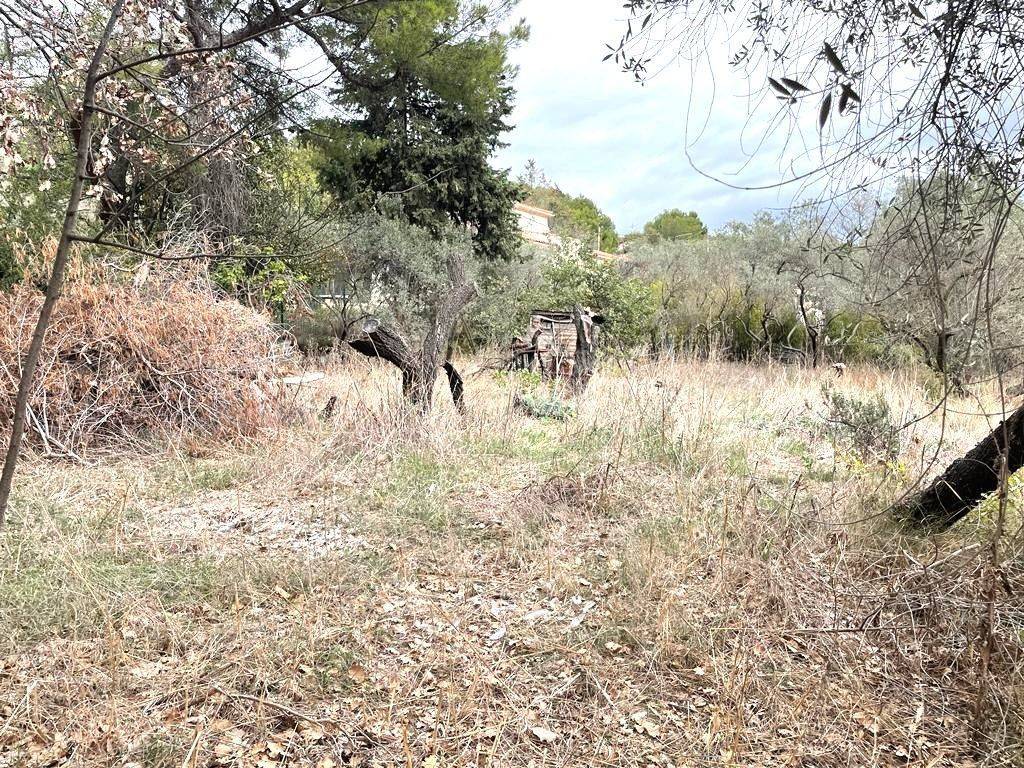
[529,312,585,379]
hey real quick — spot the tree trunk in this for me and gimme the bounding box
[402,364,436,409]
[796,284,820,368]
[904,404,1024,528]
[343,250,476,412]
[0,0,126,526]
[443,362,465,412]
[571,305,597,393]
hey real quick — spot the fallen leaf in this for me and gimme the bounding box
[530,726,559,743]
[299,724,324,743]
[266,739,287,757]
[348,663,368,682]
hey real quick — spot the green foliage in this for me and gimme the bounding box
[456,248,542,349]
[516,393,575,420]
[822,383,901,461]
[643,209,707,242]
[629,210,901,363]
[523,185,619,251]
[210,249,298,315]
[825,311,887,363]
[333,209,477,338]
[724,300,805,360]
[290,306,343,355]
[198,141,335,309]
[310,0,525,262]
[531,242,656,349]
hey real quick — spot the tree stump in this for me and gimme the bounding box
[571,305,597,393]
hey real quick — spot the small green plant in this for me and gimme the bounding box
[822,383,901,461]
[136,735,182,768]
[514,393,575,420]
[190,462,246,491]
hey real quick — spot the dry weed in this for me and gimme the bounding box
[0,357,1021,767]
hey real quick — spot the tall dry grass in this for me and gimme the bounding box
[0,355,1021,767]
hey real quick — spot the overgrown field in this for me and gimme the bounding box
[1,358,1022,767]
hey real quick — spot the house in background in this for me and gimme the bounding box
[514,202,628,263]
[514,202,562,248]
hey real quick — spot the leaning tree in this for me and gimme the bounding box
[307,211,480,410]
[613,0,1024,529]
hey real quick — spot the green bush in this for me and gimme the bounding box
[529,242,656,350]
[515,393,575,420]
[290,305,344,354]
[824,311,887,363]
[822,383,901,461]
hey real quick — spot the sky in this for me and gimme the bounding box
[493,0,811,235]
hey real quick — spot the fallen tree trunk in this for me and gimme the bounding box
[342,250,475,412]
[904,403,1024,528]
[344,318,436,408]
[345,317,469,411]
[346,317,411,373]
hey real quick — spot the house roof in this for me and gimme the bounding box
[514,202,556,220]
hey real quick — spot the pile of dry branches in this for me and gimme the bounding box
[0,273,285,457]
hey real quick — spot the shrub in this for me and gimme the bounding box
[514,393,575,420]
[530,242,656,350]
[290,305,344,355]
[822,383,901,461]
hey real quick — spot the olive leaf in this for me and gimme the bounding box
[823,42,848,75]
[780,77,810,92]
[819,92,832,129]
[839,83,861,113]
[839,88,850,114]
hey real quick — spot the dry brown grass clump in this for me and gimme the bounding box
[0,272,284,456]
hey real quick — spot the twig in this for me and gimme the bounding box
[211,685,339,726]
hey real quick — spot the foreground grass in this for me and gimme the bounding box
[0,358,1022,767]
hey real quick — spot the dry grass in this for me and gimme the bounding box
[1,356,1022,767]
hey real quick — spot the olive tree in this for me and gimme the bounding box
[612,0,1024,528]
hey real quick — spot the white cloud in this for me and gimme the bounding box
[494,0,812,233]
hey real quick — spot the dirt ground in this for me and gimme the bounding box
[1,358,1022,767]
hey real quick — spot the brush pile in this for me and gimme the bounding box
[0,274,285,456]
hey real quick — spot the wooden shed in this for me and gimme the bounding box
[511,308,603,385]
